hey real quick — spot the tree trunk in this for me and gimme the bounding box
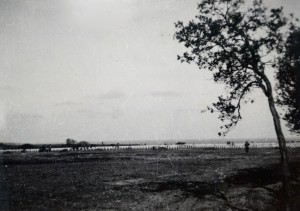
[267,89,291,207]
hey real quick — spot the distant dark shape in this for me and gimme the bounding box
[78,141,90,150]
[60,149,69,152]
[175,0,299,203]
[176,142,186,145]
[39,145,52,152]
[66,138,77,146]
[244,141,250,153]
[226,141,235,146]
[21,143,34,152]
[0,143,8,150]
[152,146,168,150]
[277,29,300,134]
[66,138,78,150]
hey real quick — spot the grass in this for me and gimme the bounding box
[1,148,300,210]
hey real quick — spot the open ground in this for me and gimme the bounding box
[1,148,300,211]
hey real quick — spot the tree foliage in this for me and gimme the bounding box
[66,138,76,146]
[276,29,300,134]
[174,0,294,136]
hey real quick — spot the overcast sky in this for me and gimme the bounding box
[0,0,299,144]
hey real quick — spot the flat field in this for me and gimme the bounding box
[1,148,300,211]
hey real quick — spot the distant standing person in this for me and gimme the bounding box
[244,141,250,153]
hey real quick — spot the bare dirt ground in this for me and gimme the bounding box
[1,148,300,211]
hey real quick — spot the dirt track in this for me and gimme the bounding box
[1,148,300,211]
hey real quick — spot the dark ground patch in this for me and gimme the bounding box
[224,162,300,187]
[140,180,215,198]
[1,148,300,210]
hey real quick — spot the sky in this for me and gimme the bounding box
[0,0,299,144]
